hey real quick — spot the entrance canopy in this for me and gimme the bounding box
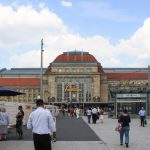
[0,86,24,96]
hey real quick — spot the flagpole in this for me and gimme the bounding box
[40,39,44,99]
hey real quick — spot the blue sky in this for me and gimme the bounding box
[4,0,149,41]
[0,0,150,68]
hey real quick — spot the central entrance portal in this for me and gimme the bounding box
[56,77,93,103]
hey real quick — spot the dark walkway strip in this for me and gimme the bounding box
[7,116,100,141]
[7,127,33,141]
[56,116,100,141]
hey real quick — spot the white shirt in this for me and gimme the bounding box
[86,109,92,116]
[27,107,56,134]
[92,108,97,114]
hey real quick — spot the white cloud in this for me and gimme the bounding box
[61,1,72,7]
[0,3,150,68]
[0,4,68,49]
[138,54,150,60]
[10,50,41,67]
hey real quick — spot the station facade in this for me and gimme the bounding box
[0,51,150,115]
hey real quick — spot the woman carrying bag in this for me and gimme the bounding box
[118,109,131,148]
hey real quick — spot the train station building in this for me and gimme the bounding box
[0,51,150,115]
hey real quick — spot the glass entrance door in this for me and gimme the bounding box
[117,102,136,115]
[71,92,77,102]
[117,102,146,115]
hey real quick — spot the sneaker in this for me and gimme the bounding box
[126,143,128,148]
[120,143,123,146]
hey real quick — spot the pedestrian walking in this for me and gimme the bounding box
[76,108,80,119]
[97,107,100,118]
[0,107,9,141]
[118,109,131,148]
[139,107,146,127]
[70,107,74,117]
[68,107,70,116]
[61,108,65,117]
[99,108,104,123]
[27,99,56,150]
[92,107,98,124]
[86,108,92,123]
[16,105,24,139]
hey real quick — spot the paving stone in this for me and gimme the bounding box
[1,116,150,150]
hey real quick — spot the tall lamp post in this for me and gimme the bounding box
[148,65,150,89]
[40,39,44,99]
[147,65,150,115]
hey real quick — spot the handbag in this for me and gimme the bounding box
[115,123,122,132]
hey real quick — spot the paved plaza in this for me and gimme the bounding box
[0,116,150,150]
[82,116,150,150]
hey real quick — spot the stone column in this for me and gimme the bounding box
[84,83,86,102]
[77,82,79,101]
[62,82,65,102]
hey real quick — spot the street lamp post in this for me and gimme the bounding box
[147,65,150,115]
[40,39,44,99]
[148,65,150,89]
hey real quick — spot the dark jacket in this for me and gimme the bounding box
[118,115,131,127]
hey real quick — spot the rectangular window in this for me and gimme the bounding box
[79,83,84,102]
[87,68,92,72]
[57,83,62,102]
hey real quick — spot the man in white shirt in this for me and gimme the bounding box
[27,99,56,150]
[139,107,146,127]
[86,108,92,123]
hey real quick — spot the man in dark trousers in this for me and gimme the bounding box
[27,99,56,150]
[139,107,146,127]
